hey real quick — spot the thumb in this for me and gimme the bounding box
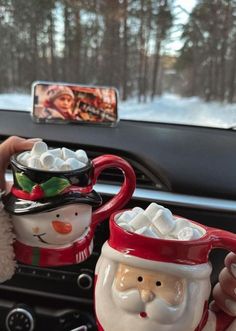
[0,136,42,190]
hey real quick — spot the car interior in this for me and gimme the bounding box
[1,0,236,330]
[0,110,236,330]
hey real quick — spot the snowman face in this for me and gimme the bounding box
[12,203,92,247]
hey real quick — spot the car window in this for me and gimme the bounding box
[0,0,236,129]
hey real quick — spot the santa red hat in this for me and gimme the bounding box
[103,211,216,279]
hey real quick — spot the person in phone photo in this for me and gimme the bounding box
[40,85,75,120]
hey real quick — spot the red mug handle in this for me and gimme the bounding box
[91,155,136,228]
[209,227,236,253]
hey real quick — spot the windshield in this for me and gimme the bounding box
[0,0,236,129]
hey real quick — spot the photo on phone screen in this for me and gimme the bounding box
[31,81,118,125]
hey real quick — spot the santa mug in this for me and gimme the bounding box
[95,206,236,331]
[2,154,136,267]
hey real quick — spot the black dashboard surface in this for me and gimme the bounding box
[1,109,236,199]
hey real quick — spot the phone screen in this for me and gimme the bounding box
[31,81,118,125]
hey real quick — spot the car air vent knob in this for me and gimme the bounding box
[5,304,35,331]
[77,273,93,290]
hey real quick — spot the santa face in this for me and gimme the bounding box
[113,263,185,323]
[12,203,92,248]
[95,255,211,331]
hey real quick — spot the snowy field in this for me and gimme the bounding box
[0,93,236,129]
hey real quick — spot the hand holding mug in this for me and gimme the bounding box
[212,253,236,317]
[0,136,41,190]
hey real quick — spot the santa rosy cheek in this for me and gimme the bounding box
[139,312,147,318]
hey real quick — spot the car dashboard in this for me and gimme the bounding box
[0,109,236,330]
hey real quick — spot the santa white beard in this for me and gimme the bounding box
[112,286,187,324]
[95,256,211,331]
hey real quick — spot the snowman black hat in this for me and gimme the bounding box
[3,189,102,215]
[2,171,102,215]
[3,154,102,215]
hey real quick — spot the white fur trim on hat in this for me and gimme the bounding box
[102,241,212,279]
[0,203,16,282]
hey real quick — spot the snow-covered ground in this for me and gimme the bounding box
[0,94,32,112]
[1,93,236,129]
[119,94,236,129]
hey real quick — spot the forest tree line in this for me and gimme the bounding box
[0,0,236,103]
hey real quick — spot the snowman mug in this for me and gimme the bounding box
[2,154,136,267]
[95,209,236,331]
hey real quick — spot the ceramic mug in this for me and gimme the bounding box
[2,154,136,267]
[95,209,236,331]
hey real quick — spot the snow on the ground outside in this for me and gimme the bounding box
[119,94,236,129]
[0,93,236,129]
[0,94,32,111]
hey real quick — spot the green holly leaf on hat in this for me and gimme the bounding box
[15,172,35,192]
[41,177,70,197]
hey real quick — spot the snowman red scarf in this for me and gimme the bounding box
[13,227,94,267]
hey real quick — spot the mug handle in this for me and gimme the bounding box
[91,154,136,228]
[209,228,236,253]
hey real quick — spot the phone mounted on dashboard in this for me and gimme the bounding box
[31,81,119,126]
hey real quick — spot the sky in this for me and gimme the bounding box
[165,0,197,54]
[53,0,198,56]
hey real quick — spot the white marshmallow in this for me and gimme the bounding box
[143,202,164,220]
[135,226,148,235]
[48,148,62,158]
[75,149,88,164]
[62,147,77,160]
[40,152,55,169]
[170,218,192,238]
[135,226,160,238]
[152,208,175,235]
[129,213,150,230]
[28,157,43,169]
[31,141,48,156]
[60,162,71,171]
[177,227,202,241]
[149,224,163,238]
[54,157,64,169]
[17,151,31,166]
[130,207,144,217]
[65,158,85,170]
[116,203,204,242]
[118,222,134,232]
[117,211,133,223]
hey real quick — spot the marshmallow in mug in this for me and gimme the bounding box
[17,141,89,171]
[116,202,204,241]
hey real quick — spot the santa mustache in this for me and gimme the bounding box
[112,286,187,324]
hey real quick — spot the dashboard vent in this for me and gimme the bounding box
[86,151,166,190]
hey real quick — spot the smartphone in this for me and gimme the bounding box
[31,81,119,125]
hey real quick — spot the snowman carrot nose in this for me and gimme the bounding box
[52,221,72,234]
